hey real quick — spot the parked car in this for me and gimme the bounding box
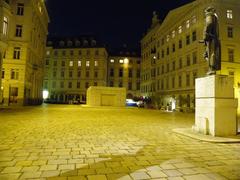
[126,99,138,107]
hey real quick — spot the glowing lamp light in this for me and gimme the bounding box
[1,86,3,90]
[124,58,129,64]
[43,90,49,100]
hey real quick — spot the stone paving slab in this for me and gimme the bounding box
[0,105,239,180]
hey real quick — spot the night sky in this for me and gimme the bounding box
[46,0,194,49]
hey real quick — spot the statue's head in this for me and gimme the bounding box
[205,7,216,16]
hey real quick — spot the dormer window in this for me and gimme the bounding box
[91,40,96,46]
[75,40,81,46]
[83,40,89,46]
[59,41,65,47]
[178,26,182,34]
[67,41,73,47]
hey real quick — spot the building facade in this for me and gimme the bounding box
[108,50,141,99]
[1,0,49,106]
[0,0,11,104]
[141,0,240,111]
[44,37,108,103]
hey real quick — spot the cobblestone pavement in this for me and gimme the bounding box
[0,105,239,180]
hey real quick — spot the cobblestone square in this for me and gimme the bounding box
[0,105,239,180]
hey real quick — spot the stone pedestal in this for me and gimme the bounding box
[194,75,238,137]
[87,86,126,107]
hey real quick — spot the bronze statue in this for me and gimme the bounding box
[202,7,221,75]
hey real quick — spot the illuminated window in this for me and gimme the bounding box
[110,59,114,63]
[86,61,90,67]
[124,58,129,64]
[69,61,73,67]
[46,51,50,56]
[94,60,98,67]
[78,60,82,67]
[13,47,21,59]
[38,2,42,13]
[119,59,124,64]
[166,35,170,42]
[192,16,197,24]
[172,30,175,38]
[178,26,182,34]
[186,20,190,28]
[227,10,233,19]
[17,3,24,16]
[3,17,8,35]
[15,25,23,37]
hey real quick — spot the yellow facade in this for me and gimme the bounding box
[141,0,240,111]
[44,37,108,103]
[0,0,11,103]
[1,0,49,106]
[108,52,141,99]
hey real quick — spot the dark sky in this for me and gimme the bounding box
[46,0,194,49]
